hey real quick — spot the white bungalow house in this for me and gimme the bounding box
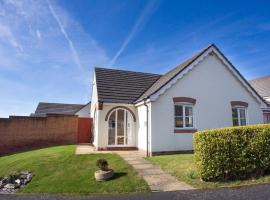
[90,44,268,156]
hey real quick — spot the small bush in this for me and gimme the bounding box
[194,124,270,181]
[186,168,196,179]
[96,159,109,171]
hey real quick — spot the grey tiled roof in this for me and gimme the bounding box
[32,102,86,116]
[250,75,270,103]
[95,44,267,106]
[95,67,161,104]
[94,46,212,104]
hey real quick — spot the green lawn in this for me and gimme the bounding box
[146,154,270,189]
[0,145,149,195]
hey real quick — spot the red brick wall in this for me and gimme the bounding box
[0,114,79,155]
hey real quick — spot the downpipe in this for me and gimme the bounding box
[143,99,149,157]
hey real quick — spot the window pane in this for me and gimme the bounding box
[117,110,124,136]
[239,109,246,119]
[175,105,183,116]
[232,108,238,118]
[185,106,193,116]
[240,118,246,126]
[117,137,124,145]
[125,113,128,145]
[239,109,246,126]
[232,108,238,126]
[175,117,183,128]
[185,116,193,127]
[233,118,238,126]
[108,111,116,145]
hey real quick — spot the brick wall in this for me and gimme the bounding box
[0,114,79,155]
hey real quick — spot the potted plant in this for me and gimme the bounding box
[94,159,114,181]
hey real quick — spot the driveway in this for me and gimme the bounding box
[1,184,270,200]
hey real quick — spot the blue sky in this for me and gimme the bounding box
[0,0,270,117]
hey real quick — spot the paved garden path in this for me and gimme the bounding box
[116,151,194,192]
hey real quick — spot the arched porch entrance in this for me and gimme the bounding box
[107,108,135,147]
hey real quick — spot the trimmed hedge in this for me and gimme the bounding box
[194,124,270,181]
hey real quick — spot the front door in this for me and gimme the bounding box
[108,109,134,146]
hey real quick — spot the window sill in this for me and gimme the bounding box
[174,129,197,133]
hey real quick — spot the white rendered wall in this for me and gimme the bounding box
[136,103,152,152]
[97,103,137,148]
[90,73,99,147]
[76,103,90,117]
[150,54,264,152]
[90,74,98,118]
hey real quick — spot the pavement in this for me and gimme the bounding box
[1,184,270,200]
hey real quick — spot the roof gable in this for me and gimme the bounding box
[144,44,267,106]
[137,45,213,102]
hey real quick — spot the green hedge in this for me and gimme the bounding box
[194,124,270,181]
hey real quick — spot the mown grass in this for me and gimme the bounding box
[146,154,270,189]
[0,145,149,195]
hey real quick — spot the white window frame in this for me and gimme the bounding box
[174,103,195,129]
[232,106,248,126]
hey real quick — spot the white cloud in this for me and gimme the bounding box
[0,0,109,117]
[109,0,158,66]
[47,0,83,71]
[36,29,41,39]
[0,24,23,51]
[0,0,109,69]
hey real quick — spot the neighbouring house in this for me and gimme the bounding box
[90,44,268,156]
[31,102,92,143]
[31,102,91,118]
[250,75,270,124]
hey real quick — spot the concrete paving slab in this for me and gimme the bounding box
[116,151,194,192]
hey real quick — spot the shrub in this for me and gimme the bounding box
[186,168,196,179]
[96,159,109,171]
[194,124,270,181]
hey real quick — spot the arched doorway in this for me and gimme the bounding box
[107,108,135,146]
